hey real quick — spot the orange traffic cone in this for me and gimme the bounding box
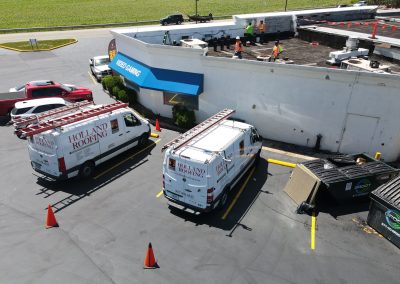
[155,118,161,132]
[143,242,158,269]
[45,204,58,229]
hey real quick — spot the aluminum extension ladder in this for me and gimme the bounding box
[17,101,128,138]
[161,108,235,152]
[13,101,94,130]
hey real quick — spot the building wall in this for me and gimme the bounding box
[110,6,400,161]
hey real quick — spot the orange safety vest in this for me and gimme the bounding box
[272,46,279,58]
[235,41,244,52]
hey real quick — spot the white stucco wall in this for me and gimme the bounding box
[110,6,400,161]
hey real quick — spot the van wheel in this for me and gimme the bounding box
[219,191,229,209]
[79,161,95,179]
[139,133,148,147]
[255,150,261,165]
[177,21,182,25]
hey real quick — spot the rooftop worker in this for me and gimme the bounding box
[234,36,244,59]
[270,40,283,62]
[244,22,254,44]
[258,20,266,44]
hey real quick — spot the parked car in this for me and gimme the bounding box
[353,1,367,6]
[27,102,150,180]
[0,80,93,119]
[11,97,71,120]
[160,14,184,26]
[89,55,112,82]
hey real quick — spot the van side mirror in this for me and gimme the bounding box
[222,157,232,163]
[89,59,93,66]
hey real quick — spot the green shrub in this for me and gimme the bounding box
[125,88,137,105]
[172,105,196,129]
[102,75,113,91]
[112,75,124,89]
[112,86,120,98]
[118,89,129,103]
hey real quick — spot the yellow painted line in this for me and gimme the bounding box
[262,146,315,161]
[221,167,255,220]
[311,211,316,250]
[267,158,296,168]
[150,132,159,138]
[94,139,161,179]
[156,190,163,198]
[88,71,97,84]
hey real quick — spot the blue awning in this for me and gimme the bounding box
[109,52,203,96]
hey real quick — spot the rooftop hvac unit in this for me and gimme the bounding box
[326,36,369,65]
[180,38,208,55]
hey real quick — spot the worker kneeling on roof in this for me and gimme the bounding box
[234,36,244,59]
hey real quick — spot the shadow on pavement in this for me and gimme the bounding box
[315,189,370,219]
[167,159,269,233]
[35,141,156,213]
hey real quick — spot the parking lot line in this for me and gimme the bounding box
[156,190,163,198]
[87,71,97,84]
[221,167,256,220]
[93,139,161,179]
[311,211,316,250]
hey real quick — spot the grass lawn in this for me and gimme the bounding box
[0,39,76,51]
[0,0,353,29]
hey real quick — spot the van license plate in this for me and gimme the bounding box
[168,191,181,200]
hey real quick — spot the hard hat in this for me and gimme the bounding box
[236,36,240,40]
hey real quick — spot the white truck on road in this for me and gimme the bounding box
[162,109,262,212]
[22,101,150,180]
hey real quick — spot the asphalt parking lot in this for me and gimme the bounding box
[0,29,399,284]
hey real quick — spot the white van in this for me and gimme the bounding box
[162,109,262,212]
[26,102,150,180]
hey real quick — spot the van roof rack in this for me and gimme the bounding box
[17,101,128,138]
[13,101,94,130]
[161,108,235,152]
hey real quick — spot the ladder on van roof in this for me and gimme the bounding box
[13,101,94,130]
[17,101,128,138]
[161,108,235,152]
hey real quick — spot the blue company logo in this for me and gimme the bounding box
[385,210,400,230]
[354,179,372,194]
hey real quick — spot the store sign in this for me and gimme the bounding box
[108,39,117,61]
[116,59,142,77]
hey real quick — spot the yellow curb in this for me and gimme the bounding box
[267,158,296,168]
[0,38,78,52]
[262,146,316,161]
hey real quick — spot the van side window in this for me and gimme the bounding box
[111,119,119,133]
[124,113,140,127]
[240,140,244,156]
[169,158,176,170]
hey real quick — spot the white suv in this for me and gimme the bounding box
[11,97,71,120]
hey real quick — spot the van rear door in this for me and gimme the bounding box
[164,149,210,210]
[28,134,60,177]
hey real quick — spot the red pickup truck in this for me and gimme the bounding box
[0,80,93,118]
